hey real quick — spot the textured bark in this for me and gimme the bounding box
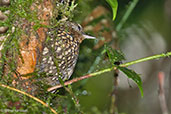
[13,0,53,93]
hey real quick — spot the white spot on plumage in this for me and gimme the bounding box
[59,63,62,67]
[58,55,62,59]
[68,56,71,60]
[43,58,46,61]
[62,44,65,47]
[56,47,61,52]
[65,50,69,55]
[51,62,54,65]
[62,36,66,39]
[67,69,73,78]
[44,47,48,51]
[61,61,64,64]
[43,47,49,55]
[70,36,73,41]
[49,70,53,73]
[48,57,53,64]
[68,49,71,52]
[49,57,52,61]
[57,34,61,37]
[52,77,56,80]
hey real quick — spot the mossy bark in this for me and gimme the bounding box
[1,0,54,94]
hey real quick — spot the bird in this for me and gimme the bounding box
[37,22,95,86]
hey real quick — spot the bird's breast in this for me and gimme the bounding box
[38,29,80,86]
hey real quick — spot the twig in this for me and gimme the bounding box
[158,72,169,114]
[0,83,58,114]
[48,52,171,91]
[110,70,119,114]
[47,73,107,91]
[120,52,171,67]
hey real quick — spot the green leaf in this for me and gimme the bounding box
[105,45,125,64]
[58,76,65,86]
[106,0,118,20]
[118,67,143,97]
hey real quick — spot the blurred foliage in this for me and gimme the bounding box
[0,0,170,114]
[73,0,170,114]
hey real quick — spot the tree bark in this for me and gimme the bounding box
[12,0,53,94]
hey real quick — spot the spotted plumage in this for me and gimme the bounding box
[37,22,95,86]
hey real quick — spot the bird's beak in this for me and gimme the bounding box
[83,34,96,39]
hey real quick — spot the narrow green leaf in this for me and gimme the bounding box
[106,0,118,20]
[118,67,143,97]
[58,76,65,86]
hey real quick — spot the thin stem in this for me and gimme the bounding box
[0,83,58,114]
[120,52,171,67]
[48,52,171,91]
[48,68,113,91]
[116,0,139,31]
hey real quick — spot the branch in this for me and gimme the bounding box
[0,83,58,114]
[120,52,171,67]
[48,52,171,91]
[48,68,112,91]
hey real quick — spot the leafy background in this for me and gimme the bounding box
[72,0,171,114]
[0,0,170,114]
